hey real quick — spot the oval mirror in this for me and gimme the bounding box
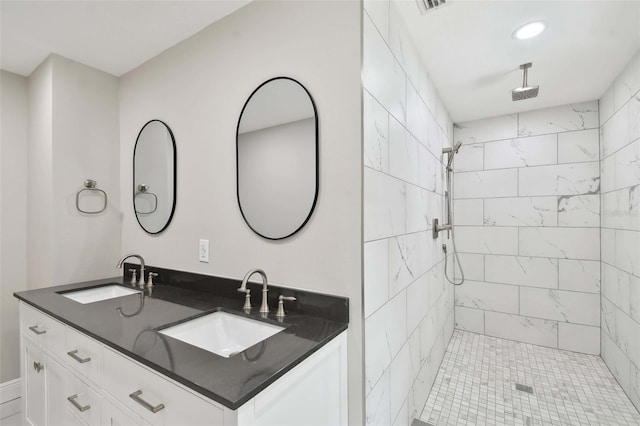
[236,77,318,240]
[133,120,176,234]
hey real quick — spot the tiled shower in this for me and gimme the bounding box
[363,0,640,424]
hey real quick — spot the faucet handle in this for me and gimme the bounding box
[147,272,158,288]
[276,295,297,318]
[128,269,138,286]
[243,289,252,312]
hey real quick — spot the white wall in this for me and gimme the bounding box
[117,1,363,423]
[452,102,601,354]
[0,70,28,383]
[362,1,455,424]
[600,50,640,411]
[50,55,121,284]
[27,58,54,289]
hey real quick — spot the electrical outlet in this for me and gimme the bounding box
[199,239,209,263]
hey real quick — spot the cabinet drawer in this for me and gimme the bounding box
[21,303,66,359]
[47,354,101,426]
[64,371,102,426]
[65,326,102,387]
[103,348,223,426]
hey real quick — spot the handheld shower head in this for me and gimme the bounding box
[453,141,462,153]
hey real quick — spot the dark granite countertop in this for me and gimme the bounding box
[14,268,348,410]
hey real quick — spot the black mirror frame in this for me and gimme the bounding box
[133,119,177,235]
[236,76,319,241]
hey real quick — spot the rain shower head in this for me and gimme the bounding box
[512,63,539,101]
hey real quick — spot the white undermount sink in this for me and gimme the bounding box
[159,311,285,358]
[61,284,141,304]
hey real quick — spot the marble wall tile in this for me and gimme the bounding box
[518,162,600,197]
[519,227,600,260]
[602,185,640,231]
[454,143,483,172]
[558,259,600,293]
[406,82,429,146]
[601,296,618,339]
[484,196,557,226]
[363,0,389,42]
[601,98,632,159]
[455,226,518,255]
[365,291,407,393]
[454,169,518,199]
[364,168,406,241]
[601,227,616,266]
[558,129,600,164]
[365,369,391,425]
[602,262,640,324]
[601,330,631,391]
[614,229,640,277]
[453,199,483,226]
[600,84,615,126]
[485,311,558,348]
[520,288,600,326]
[389,116,419,185]
[389,343,412,421]
[364,239,389,318]
[407,274,430,335]
[613,139,640,192]
[417,67,430,113]
[388,231,433,296]
[389,3,419,90]
[558,323,600,355]
[558,194,600,227]
[485,255,558,289]
[405,185,428,234]
[454,280,519,314]
[418,145,438,192]
[600,153,616,193]
[455,306,485,334]
[363,15,406,125]
[518,101,599,137]
[456,253,484,281]
[614,307,640,367]
[613,51,640,112]
[454,114,518,145]
[484,134,557,169]
[364,90,389,173]
[392,401,408,426]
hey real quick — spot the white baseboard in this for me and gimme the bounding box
[0,379,21,420]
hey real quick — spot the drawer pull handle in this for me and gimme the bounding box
[67,350,91,364]
[129,390,165,413]
[33,362,44,373]
[29,325,46,335]
[67,394,91,412]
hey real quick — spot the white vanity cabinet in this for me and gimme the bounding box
[20,302,348,426]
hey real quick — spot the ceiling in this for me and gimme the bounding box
[0,0,250,77]
[2,0,638,123]
[395,0,640,122]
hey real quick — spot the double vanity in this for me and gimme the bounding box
[15,265,348,426]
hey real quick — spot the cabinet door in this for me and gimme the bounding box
[45,355,78,426]
[24,339,46,426]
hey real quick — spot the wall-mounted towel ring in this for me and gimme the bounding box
[134,184,158,214]
[76,179,107,214]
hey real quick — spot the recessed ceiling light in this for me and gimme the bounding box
[513,21,546,40]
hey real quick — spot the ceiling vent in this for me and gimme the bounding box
[416,0,448,14]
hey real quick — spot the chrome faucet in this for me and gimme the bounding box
[116,254,146,288]
[238,269,270,314]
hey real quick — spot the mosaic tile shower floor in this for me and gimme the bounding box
[419,330,640,426]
